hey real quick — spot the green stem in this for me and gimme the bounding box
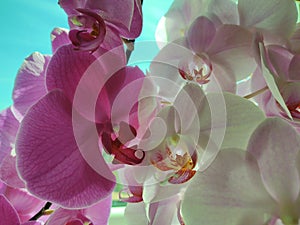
[29,202,52,221]
[243,86,268,99]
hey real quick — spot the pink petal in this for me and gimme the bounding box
[46,195,111,225]
[84,195,112,225]
[126,0,143,38]
[104,0,143,39]
[182,149,276,225]
[96,66,145,126]
[51,27,70,53]
[16,90,115,208]
[100,25,124,53]
[46,44,96,103]
[65,220,84,225]
[258,42,292,119]
[187,16,216,53]
[11,52,49,121]
[46,44,126,122]
[267,45,294,80]
[148,195,181,225]
[0,154,25,188]
[208,25,255,81]
[290,23,300,52]
[86,0,135,32]
[44,208,78,225]
[288,54,300,81]
[58,0,86,15]
[0,181,6,194]
[247,118,300,203]
[280,82,300,119]
[0,108,19,162]
[4,187,44,222]
[238,0,297,37]
[21,222,42,225]
[0,195,20,225]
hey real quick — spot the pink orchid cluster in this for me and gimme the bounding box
[1,0,300,224]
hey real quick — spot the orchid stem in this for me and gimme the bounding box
[29,202,52,221]
[123,39,135,63]
[243,86,268,99]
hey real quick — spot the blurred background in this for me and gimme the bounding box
[0,0,173,110]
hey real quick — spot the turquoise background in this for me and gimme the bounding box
[0,0,173,111]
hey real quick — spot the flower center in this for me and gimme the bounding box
[101,124,145,165]
[287,103,300,119]
[68,9,106,52]
[150,145,196,184]
[178,54,212,85]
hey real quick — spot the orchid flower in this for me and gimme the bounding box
[58,0,143,52]
[45,195,112,225]
[0,194,42,225]
[15,46,113,208]
[10,52,50,122]
[251,40,300,131]
[11,27,71,122]
[124,82,265,207]
[0,184,46,223]
[15,37,147,208]
[151,16,255,93]
[182,118,300,225]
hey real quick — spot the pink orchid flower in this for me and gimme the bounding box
[10,52,50,122]
[59,0,143,52]
[15,40,146,208]
[11,27,71,122]
[45,195,112,225]
[151,16,255,93]
[0,194,43,225]
[0,184,46,223]
[0,111,46,223]
[46,42,145,165]
[182,118,300,225]
[251,41,300,131]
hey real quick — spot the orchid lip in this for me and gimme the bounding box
[68,8,106,52]
[151,147,197,184]
[102,127,145,165]
[178,54,212,85]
